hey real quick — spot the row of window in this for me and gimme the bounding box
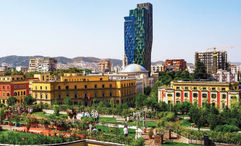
[171,101,227,109]
[176,86,227,91]
[35,92,114,100]
[0,86,10,90]
[0,77,23,81]
[168,92,237,100]
[0,91,26,97]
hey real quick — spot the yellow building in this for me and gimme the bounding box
[32,75,136,105]
[158,81,240,109]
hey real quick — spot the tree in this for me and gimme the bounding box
[63,96,71,105]
[144,86,151,96]
[194,59,207,79]
[7,96,18,106]
[135,94,147,109]
[23,95,35,105]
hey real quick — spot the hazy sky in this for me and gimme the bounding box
[0,0,240,63]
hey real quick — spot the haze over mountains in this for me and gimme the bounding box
[0,55,240,69]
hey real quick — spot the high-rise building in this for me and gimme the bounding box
[99,59,111,73]
[124,3,153,72]
[28,57,57,72]
[195,50,228,74]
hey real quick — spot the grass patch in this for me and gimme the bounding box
[163,141,202,146]
[179,119,192,127]
[98,117,117,123]
[95,125,136,138]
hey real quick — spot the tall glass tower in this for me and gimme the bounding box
[124,3,153,72]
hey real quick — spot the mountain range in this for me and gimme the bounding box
[0,55,240,69]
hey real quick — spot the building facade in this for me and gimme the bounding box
[165,59,187,71]
[31,75,136,105]
[124,3,153,72]
[195,50,228,74]
[151,64,165,73]
[0,75,29,104]
[158,81,240,109]
[28,57,57,72]
[99,60,111,73]
[213,70,239,82]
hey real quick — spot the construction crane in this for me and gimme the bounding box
[206,46,235,52]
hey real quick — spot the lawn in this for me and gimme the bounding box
[98,117,156,128]
[163,141,202,146]
[95,125,136,138]
[179,119,192,127]
[32,112,68,119]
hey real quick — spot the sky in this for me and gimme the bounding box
[0,0,240,63]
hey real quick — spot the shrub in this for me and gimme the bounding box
[214,125,239,133]
[129,138,145,146]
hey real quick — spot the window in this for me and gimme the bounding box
[40,86,42,90]
[45,94,48,99]
[95,84,97,88]
[100,78,103,81]
[66,86,69,90]
[176,101,180,104]
[110,92,112,97]
[14,92,17,96]
[222,88,226,91]
[176,93,181,97]
[211,94,216,98]
[193,87,197,90]
[85,85,87,89]
[66,94,69,97]
[84,93,88,98]
[212,88,216,91]
[102,92,105,97]
[58,86,61,90]
[74,94,78,99]
[212,103,215,107]
[176,87,180,90]
[222,103,225,109]
[74,85,77,89]
[167,94,172,97]
[35,86,37,90]
[203,87,207,90]
[193,93,198,98]
[58,94,61,99]
[35,93,37,98]
[94,92,97,97]
[102,84,105,88]
[202,94,207,98]
[231,96,237,99]
[110,84,112,88]
[222,94,226,99]
[184,93,188,97]
[7,93,10,96]
[185,87,188,90]
[45,86,48,90]
[40,94,43,99]
[23,91,26,95]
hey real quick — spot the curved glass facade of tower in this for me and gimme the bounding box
[124,3,153,72]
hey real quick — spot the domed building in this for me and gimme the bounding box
[118,64,157,94]
[120,64,148,73]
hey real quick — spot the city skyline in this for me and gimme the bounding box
[0,0,240,63]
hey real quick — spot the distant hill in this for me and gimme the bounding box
[232,62,241,66]
[0,55,123,68]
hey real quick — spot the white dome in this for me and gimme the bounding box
[121,64,147,73]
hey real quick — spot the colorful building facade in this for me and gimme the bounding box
[165,59,187,71]
[158,81,240,109]
[0,75,29,104]
[32,75,136,105]
[124,3,153,72]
